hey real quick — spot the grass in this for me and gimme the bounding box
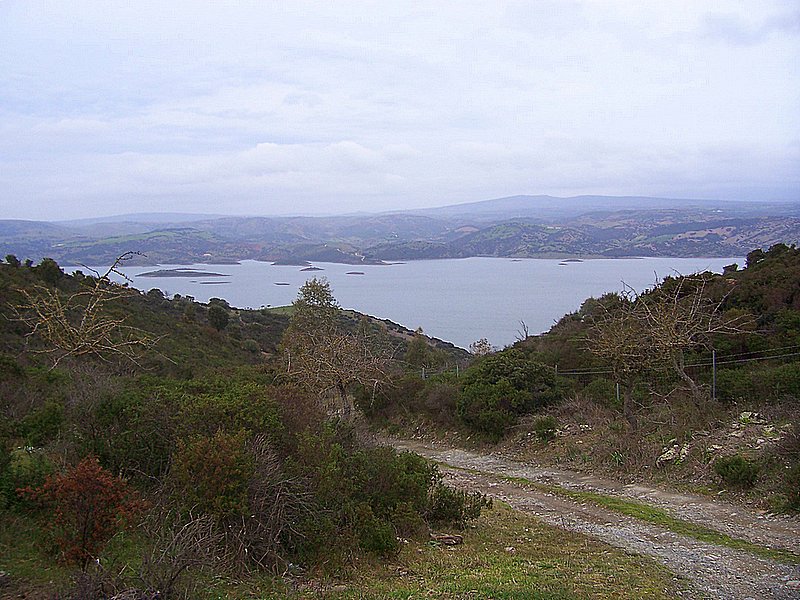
[0,511,72,587]
[488,472,800,565]
[1,504,683,600]
[312,503,684,600]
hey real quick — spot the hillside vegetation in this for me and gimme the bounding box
[0,257,484,598]
[365,244,800,511]
[1,244,797,598]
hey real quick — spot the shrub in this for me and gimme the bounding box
[241,338,261,353]
[353,503,399,556]
[717,363,800,403]
[208,304,229,331]
[289,430,488,560]
[457,379,526,441]
[426,483,492,529]
[582,377,618,408]
[0,447,54,509]
[18,401,64,446]
[176,377,283,441]
[171,430,254,519]
[18,456,146,568]
[783,464,800,512]
[457,350,559,440]
[714,454,759,488]
[533,415,558,442]
[82,386,176,482]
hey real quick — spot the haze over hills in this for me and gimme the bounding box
[2,195,798,266]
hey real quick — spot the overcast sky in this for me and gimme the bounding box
[1,1,798,220]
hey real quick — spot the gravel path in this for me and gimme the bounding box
[388,439,800,600]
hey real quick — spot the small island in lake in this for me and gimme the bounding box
[346,271,365,275]
[301,266,324,271]
[139,268,228,278]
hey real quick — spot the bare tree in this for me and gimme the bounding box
[632,274,752,400]
[469,338,495,356]
[281,278,396,416]
[515,320,530,342]
[14,252,158,367]
[586,274,753,420]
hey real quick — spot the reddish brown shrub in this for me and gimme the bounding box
[19,455,146,569]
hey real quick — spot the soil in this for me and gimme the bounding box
[387,438,800,600]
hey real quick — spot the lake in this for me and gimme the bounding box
[96,256,742,349]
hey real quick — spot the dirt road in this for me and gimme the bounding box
[388,439,800,600]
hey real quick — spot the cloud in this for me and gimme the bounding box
[701,9,800,46]
[0,1,797,219]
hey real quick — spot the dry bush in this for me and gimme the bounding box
[552,394,616,428]
[48,562,128,600]
[13,254,159,368]
[138,505,223,599]
[221,434,313,573]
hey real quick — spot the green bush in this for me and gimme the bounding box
[0,447,55,509]
[241,338,261,353]
[457,350,559,440]
[426,483,492,528]
[457,380,519,441]
[714,455,759,488]
[80,385,176,482]
[289,429,488,559]
[171,430,254,518]
[582,377,618,407]
[783,464,800,512]
[533,415,558,442]
[18,401,64,446]
[353,503,399,556]
[717,363,800,403]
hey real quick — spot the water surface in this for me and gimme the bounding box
[102,257,740,349]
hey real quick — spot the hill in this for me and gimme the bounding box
[2,195,798,266]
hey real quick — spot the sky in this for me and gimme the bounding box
[1,1,798,220]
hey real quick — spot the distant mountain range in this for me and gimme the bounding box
[2,195,799,266]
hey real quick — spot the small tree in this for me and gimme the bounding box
[469,338,495,357]
[586,274,753,422]
[281,278,395,415]
[208,303,230,331]
[19,456,146,569]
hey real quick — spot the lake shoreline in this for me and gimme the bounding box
[74,256,743,349]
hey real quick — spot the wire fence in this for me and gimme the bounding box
[404,345,800,401]
[556,344,800,402]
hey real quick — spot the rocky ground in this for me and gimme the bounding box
[388,438,800,600]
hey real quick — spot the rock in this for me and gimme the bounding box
[431,533,463,546]
[657,445,680,467]
[739,411,766,425]
[505,546,516,554]
[678,442,690,461]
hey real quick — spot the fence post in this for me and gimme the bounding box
[421,367,426,380]
[455,364,459,377]
[615,382,620,405]
[712,349,717,402]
